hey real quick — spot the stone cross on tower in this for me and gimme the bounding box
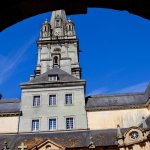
[18,142,27,150]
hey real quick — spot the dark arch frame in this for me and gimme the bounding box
[0,0,150,31]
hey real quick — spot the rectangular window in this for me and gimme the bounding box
[49,118,56,130]
[33,96,40,107]
[66,117,74,129]
[49,95,56,106]
[32,120,39,131]
[48,75,58,81]
[65,94,72,105]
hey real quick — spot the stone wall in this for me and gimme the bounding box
[87,108,150,129]
[0,116,19,133]
[19,85,87,132]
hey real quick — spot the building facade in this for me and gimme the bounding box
[19,10,87,133]
[0,10,150,150]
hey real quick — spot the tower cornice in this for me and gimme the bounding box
[20,80,86,89]
[37,38,78,45]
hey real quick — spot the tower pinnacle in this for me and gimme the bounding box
[35,10,81,78]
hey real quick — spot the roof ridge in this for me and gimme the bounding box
[0,99,21,103]
[87,92,145,98]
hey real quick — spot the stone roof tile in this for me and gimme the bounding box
[0,129,118,149]
[86,92,148,110]
[28,67,79,84]
[0,99,20,113]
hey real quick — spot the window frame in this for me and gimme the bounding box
[48,75,58,81]
[49,95,57,106]
[48,118,57,131]
[33,95,40,107]
[32,119,40,131]
[65,117,74,130]
[65,93,73,105]
[53,55,60,67]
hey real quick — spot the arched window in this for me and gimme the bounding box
[53,56,59,66]
[68,24,72,31]
[66,24,72,31]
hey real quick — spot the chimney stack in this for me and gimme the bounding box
[30,75,35,81]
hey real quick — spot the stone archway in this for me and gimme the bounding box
[0,0,150,31]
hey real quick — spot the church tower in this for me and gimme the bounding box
[19,10,87,133]
[35,10,81,79]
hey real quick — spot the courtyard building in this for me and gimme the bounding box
[0,10,150,150]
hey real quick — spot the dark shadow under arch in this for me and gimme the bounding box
[0,0,150,31]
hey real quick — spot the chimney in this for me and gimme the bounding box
[34,65,41,77]
[30,75,35,81]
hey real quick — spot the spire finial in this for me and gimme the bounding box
[44,18,49,24]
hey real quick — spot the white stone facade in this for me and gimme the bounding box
[19,85,87,132]
[37,42,79,76]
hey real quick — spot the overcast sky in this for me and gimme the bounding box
[0,8,150,99]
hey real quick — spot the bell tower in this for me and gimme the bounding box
[34,10,81,79]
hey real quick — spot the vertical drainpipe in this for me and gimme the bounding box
[17,111,21,134]
[84,82,89,130]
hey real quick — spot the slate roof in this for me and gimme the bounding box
[86,93,148,110]
[0,129,118,149]
[86,83,150,110]
[27,67,80,84]
[0,99,20,113]
[0,121,149,149]
[20,67,85,89]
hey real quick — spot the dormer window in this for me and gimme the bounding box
[48,75,58,81]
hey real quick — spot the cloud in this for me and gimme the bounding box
[87,82,149,96]
[115,82,149,93]
[0,36,37,84]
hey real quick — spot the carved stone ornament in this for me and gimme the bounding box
[2,141,9,150]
